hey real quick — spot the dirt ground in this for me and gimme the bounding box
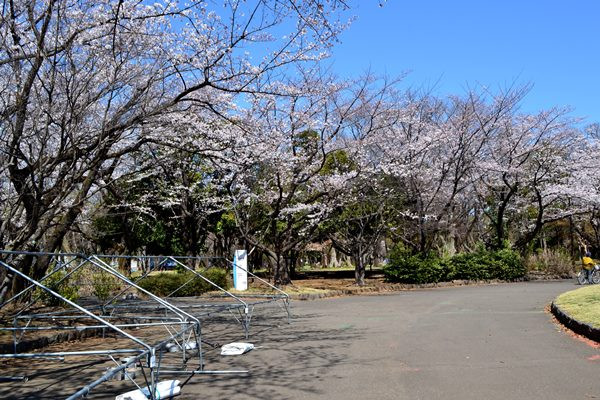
[0,297,288,399]
[291,277,381,290]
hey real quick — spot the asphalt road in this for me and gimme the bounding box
[2,280,598,399]
[186,281,600,400]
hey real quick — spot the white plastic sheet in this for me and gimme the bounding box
[220,342,254,356]
[115,379,181,400]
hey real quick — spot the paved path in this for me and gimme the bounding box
[188,281,600,400]
[2,280,597,399]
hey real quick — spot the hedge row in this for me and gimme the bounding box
[383,247,525,284]
[138,269,228,297]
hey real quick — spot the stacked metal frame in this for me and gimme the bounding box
[92,254,291,339]
[0,250,247,399]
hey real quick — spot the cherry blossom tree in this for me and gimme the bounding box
[0,0,349,298]
[475,104,577,250]
[221,72,399,284]
[369,89,508,254]
[553,124,600,252]
[362,86,584,257]
[325,178,390,285]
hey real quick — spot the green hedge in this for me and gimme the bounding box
[138,269,228,297]
[384,246,525,284]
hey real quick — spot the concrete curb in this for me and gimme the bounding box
[550,301,600,343]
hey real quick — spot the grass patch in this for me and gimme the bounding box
[554,285,600,329]
[130,270,179,278]
[282,286,329,295]
[229,285,328,296]
[298,266,359,272]
[229,287,281,295]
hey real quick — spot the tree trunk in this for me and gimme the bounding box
[354,246,366,286]
[329,246,339,268]
[0,269,13,303]
[6,253,37,302]
[288,250,298,279]
[495,201,508,250]
[568,213,575,259]
[515,189,545,252]
[273,251,291,286]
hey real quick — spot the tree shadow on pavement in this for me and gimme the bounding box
[181,313,364,400]
[0,311,363,399]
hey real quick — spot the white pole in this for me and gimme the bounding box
[233,250,248,291]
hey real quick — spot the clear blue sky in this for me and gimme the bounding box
[330,1,600,123]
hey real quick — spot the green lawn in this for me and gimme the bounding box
[230,286,328,296]
[554,285,600,328]
[130,270,180,278]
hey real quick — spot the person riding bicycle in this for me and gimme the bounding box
[581,245,595,283]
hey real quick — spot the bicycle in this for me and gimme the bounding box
[576,264,600,285]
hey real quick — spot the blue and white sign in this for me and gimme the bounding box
[233,250,248,291]
[130,259,139,273]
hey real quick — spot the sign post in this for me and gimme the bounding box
[233,250,248,291]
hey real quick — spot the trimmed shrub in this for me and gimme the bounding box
[384,245,525,283]
[384,245,451,284]
[493,248,526,280]
[448,252,494,280]
[138,269,228,297]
